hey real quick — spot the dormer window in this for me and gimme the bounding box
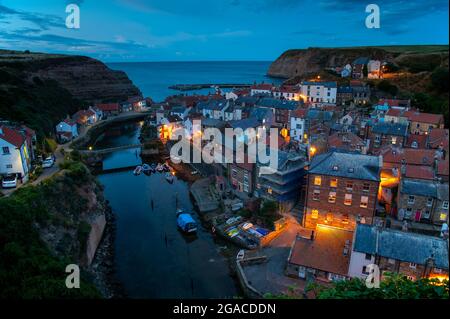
[348,168,354,173]
[411,141,418,148]
[332,165,339,171]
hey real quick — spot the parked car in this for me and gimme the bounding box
[2,175,17,189]
[42,156,55,168]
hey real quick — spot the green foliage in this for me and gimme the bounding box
[377,80,399,96]
[306,273,449,299]
[412,92,449,127]
[431,67,449,93]
[0,162,101,298]
[362,64,368,78]
[44,138,58,153]
[237,208,252,218]
[257,200,280,229]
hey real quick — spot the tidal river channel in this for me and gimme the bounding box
[96,121,239,298]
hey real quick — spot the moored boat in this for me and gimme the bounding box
[176,209,197,233]
[165,172,174,183]
[156,163,164,172]
[142,164,152,175]
[133,165,142,175]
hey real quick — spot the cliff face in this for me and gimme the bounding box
[267,47,395,79]
[0,50,141,135]
[0,50,141,103]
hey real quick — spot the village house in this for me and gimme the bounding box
[405,134,428,149]
[352,57,370,79]
[304,150,382,231]
[380,146,443,171]
[286,225,353,282]
[405,111,445,135]
[73,108,98,126]
[228,160,255,195]
[300,81,337,106]
[223,103,243,121]
[427,128,449,150]
[272,85,302,101]
[348,224,448,281]
[255,149,308,211]
[351,83,371,105]
[396,178,448,227]
[336,86,353,106]
[255,98,299,128]
[328,131,368,154]
[56,118,78,142]
[197,99,230,120]
[250,83,273,96]
[0,125,32,183]
[368,122,408,152]
[128,96,147,111]
[367,60,382,79]
[340,64,352,78]
[289,108,307,143]
[96,103,120,117]
[170,105,192,120]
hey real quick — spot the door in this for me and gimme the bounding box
[415,210,421,221]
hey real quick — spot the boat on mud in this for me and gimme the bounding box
[133,165,142,175]
[176,209,197,234]
[156,163,164,172]
[165,172,175,183]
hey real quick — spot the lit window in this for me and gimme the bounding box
[360,196,369,208]
[328,191,336,203]
[440,213,448,221]
[311,209,319,219]
[434,268,442,274]
[342,213,349,224]
[267,188,272,194]
[330,178,338,188]
[326,213,333,222]
[344,194,352,206]
[313,190,320,201]
[408,195,415,205]
[391,136,397,145]
[314,176,322,186]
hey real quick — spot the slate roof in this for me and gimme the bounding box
[227,118,260,131]
[302,81,337,88]
[201,118,225,128]
[306,109,334,122]
[353,224,449,269]
[337,86,353,94]
[401,179,437,198]
[309,150,381,181]
[371,122,408,137]
[249,107,272,121]
[353,57,370,65]
[256,98,298,110]
[197,99,228,111]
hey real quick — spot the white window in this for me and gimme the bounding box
[313,190,320,201]
[426,198,433,207]
[434,268,442,274]
[328,191,336,203]
[439,213,447,221]
[407,275,415,281]
[360,196,369,208]
[408,195,415,205]
[409,263,417,269]
[442,201,449,210]
[344,194,352,206]
[388,258,396,264]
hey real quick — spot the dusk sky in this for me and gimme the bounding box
[0,0,448,62]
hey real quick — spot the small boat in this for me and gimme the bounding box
[165,172,174,183]
[163,163,171,172]
[150,163,157,172]
[156,163,164,172]
[142,164,152,175]
[133,165,142,175]
[176,209,197,234]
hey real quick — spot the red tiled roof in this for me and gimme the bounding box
[404,165,435,180]
[328,132,364,150]
[63,118,76,126]
[437,157,449,177]
[0,125,26,147]
[405,134,427,149]
[378,99,409,107]
[385,108,404,117]
[251,83,273,90]
[404,110,444,125]
[96,103,120,112]
[291,108,308,118]
[428,128,449,149]
[380,146,440,167]
[289,226,353,276]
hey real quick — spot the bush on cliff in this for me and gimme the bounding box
[0,163,102,298]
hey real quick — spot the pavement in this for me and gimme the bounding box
[241,215,308,296]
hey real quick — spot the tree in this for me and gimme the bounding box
[306,273,449,299]
[363,64,368,78]
[431,67,449,93]
[377,80,398,96]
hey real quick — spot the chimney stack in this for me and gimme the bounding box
[310,230,315,241]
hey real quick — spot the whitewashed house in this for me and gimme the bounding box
[56,118,78,142]
[341,64,352,78]
[250,83,273,96]
[289,109,307,142]
[368,60,382,79]
[0,125,31,182]
[300,81,337,106]
[197,100,230,120]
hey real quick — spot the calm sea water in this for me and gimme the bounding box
[107,61,282,102]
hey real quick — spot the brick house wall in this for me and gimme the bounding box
[397,192,437,223]
[377,256,449,281]
[304,174,379,231]
[410,121,444,135]
[228,163,254,194]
